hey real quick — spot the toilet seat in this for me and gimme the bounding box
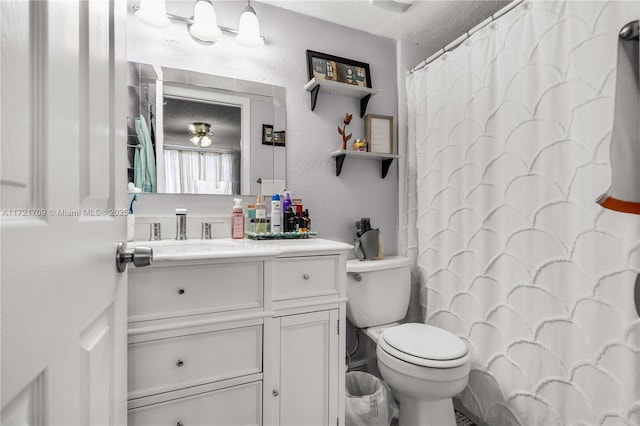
[378,323,469,369]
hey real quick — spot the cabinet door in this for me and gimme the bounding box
[277,310,339,426]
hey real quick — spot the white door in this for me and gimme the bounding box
[275,310,339,426]
[1,1,128,424]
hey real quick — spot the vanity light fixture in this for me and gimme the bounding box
[189,122,213,147]
[235,0,264,48]
[135,0,171,28]
[133,0,265,47]
[190,0,222,42]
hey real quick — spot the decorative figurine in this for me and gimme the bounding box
[338,113,353,150]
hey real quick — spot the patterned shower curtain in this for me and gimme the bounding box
[405,1,640,425]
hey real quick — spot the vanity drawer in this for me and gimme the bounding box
[128,324,262,397]
[128,261,263,321]
[273,255,338,300]
[128,381,261,426]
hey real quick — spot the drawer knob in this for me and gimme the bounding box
[178,288,185,295]
[272,389,279,397]
[176,359,184,367]
[303,274,310,280]
[177,422,184,426]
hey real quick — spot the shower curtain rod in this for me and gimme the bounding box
[409,0,525,74]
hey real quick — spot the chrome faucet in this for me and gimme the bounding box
[176,208,187,240]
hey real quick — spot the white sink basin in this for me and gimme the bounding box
[127,238,353,264]
[128,238,267,262]
[135,239,241,249]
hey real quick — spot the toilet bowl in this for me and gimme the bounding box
[346,258,470,426]
[376,323,470,426]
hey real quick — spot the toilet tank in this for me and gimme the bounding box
[346,256,412,328]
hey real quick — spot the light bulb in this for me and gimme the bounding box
[189,0,222,42]
[200,136,213,147]
[189,136,200,146]
[135,0,171,29]
[235,3,263,48]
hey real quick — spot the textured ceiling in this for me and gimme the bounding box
[256,0,511,54]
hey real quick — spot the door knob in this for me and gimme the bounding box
[116,242,153,272]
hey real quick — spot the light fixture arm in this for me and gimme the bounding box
[132,4,266,42]
[242,0,256,15]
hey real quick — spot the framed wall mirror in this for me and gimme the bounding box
[127,62,287,196]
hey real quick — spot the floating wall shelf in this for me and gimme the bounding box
[304,78,380,118]
[329,150,400,179]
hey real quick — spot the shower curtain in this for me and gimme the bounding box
[405,1,640,425]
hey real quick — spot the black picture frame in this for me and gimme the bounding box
[306,50,372,88]
[273,131,286,147]
[262,124,274,145]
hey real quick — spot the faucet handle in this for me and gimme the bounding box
[201,221,227,240]
[149,223,161,241]
[201,222,213,240]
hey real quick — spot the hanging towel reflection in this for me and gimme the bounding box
[597,21,639,214]
[134,115,157,193]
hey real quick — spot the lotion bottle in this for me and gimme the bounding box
[271,193,282,234]
[231,198,244,239]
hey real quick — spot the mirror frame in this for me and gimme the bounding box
[129,61,286,196]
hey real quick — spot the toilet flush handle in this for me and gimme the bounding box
[348,272,362,282]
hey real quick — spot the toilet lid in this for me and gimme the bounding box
[381,323,468,361]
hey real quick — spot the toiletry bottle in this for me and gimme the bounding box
[247,204,256,233]
[284,206,296,233]
[374,229,384,260]
[271,193,282,234]
[255,195,267,233]
[302,209,311,232]
[282,191,292,216]
[231,198,244,239]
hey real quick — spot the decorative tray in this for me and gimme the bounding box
[245,231,317,240]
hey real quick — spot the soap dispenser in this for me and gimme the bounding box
[231,198,244,239]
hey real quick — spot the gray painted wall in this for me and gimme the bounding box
[127,0,399,251]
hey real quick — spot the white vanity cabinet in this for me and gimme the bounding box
[127,259,266,426]
[126,239,351,426]
[272,310,340,426]
[264,253,346,426]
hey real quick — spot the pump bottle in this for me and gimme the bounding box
[231,198,244,239]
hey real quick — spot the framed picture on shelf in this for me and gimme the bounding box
[365,114,393,154]
[306,50,372,88]
[262,124,274,145]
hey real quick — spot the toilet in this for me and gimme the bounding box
[346,257,470,426]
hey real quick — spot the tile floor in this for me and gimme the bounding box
[455,409,477,426]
